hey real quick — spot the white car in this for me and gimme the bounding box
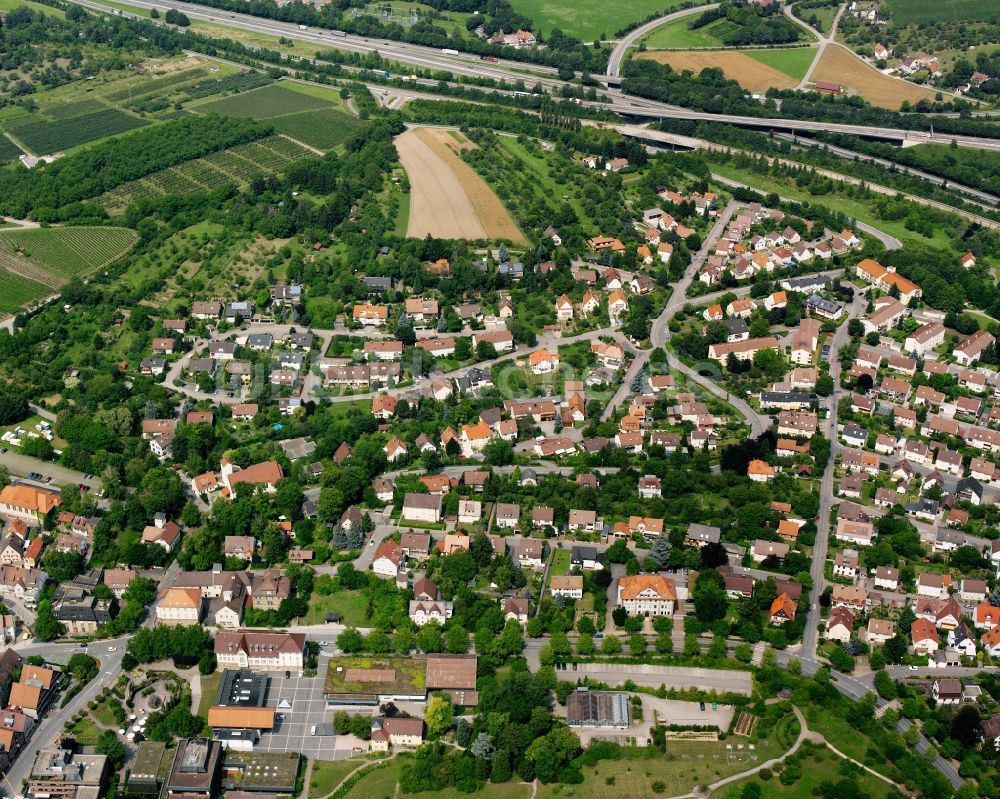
[908,665,919,671]
[108,646,117,652]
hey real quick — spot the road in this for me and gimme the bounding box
[799,290,865,660]
[794,2,844,89]
[710,173,904,248]
[72,0,1000,151]
[605,4,719,78]
[4,637,128,790]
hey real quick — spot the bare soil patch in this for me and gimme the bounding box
[395,127,524,242]
[636,50,800,93]
[811,44,937,109]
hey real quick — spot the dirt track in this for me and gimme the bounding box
[395,127,524,242]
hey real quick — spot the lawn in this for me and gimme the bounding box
[641,15,726,49]
[746,47,816,81]
[711,743,898,799]
[92,697,121,727]
[272,108,367,151]
[800,707,900,781]
[67,715,101,745]
[309,759,366,798]
[342,759,532,799]
[886,0,1000,24]
[197,671,222,720]
[550,548,571,576]
[510,0,694,41]
[196,83,329,119]
[304,590,370,626]
[706,161,953,249]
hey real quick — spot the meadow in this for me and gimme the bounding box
[746,47,815,81]
[511,0,692,41]
[641,15,726,49]
[886,0,1000,25]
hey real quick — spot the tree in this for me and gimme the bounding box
[649,533,672,567]
[425,694,453,736]
[692,569,728,623]
[601,635,622,654]
[96,730,126,764]
[471,732,495,760]
[951,704,981,748]
[34,600,64,641]
[337,627,364,653]
[483,439,514,466]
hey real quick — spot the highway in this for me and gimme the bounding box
[74,0,1000,151]
[773,131,1000,208]
[605,4,718,78]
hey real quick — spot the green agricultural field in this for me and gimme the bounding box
[104,67,209,101]
[196,84,329,119]
[511,0,692,41]
[746,47,816,80]
[641,15,727,49]
[887,0,1000,25]
[0,0,64,16]
[45,99,107,120]
[4,108,148,155]
[0,134,21,162]
[0,270,52,313]
[0,227,139,286]
[272,109,366,150]
[100,135,315,210]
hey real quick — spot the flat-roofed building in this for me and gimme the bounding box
[28,749,108,799]
[565,689,630,728]
[425,654,478,706]
[166,738,223,799]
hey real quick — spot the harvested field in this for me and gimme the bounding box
[811,44,938,108]
[635,49,802,93]
[395,127,524,242]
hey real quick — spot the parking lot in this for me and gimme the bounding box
[258,669,367,758]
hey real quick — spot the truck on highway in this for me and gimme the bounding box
[373,69,390,78]
[442,48,459,55]
[299,24,308,30]
[481,55,498,62]
[331,30,347,36]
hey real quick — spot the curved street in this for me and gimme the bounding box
[605,4,719,78]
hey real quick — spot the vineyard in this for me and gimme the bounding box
[272,109,367,151]
[0,227,139,288]
[0,270,52,314]
[196,84,329,119]
[5,108,148,155]
[100,136,315,211]
[0,134,22,163]
[104,66,210,102]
